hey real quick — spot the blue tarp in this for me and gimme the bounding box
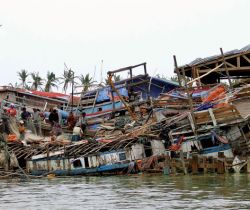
[96,85,128,103]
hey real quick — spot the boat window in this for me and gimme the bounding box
[144,142,153,157]
[119,153,126,161]
[73,159,82,168]
[200,137,219,149]
[84,157,90,168]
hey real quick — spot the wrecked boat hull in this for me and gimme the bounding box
[28,162,129,176]
[200,144,234,158]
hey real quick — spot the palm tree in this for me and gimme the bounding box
[59,69,74,93]
[44,71,58,92]
[105,74,121,85]
[30,72,43,90]
[17,69,29,88]
[78,73,95,91]
[114,74,121,82]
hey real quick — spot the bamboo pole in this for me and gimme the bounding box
[220,48,233,89]
[187,63,223,85]
[173,55,182,86]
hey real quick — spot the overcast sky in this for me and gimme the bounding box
[0,0,249,91]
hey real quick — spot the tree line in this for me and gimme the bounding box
[17,69,96,93]
[16,69,122,93]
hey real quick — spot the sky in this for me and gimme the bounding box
[0,0,249,92]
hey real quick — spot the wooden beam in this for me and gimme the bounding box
[187,63,223,85]
[237,56,241,68]
[181,68,197,130]
[220,48,232,88]
[107,62,146,74]
[225,61,236,68]
[199,66,250,73]
[242,55,250,63]
[208,108,217,126]
[173,55,182,86]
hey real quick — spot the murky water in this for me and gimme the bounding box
[0,174,249,210]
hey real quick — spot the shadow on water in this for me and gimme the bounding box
[0,174,250,209]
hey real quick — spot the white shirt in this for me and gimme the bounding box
[73,126,83,135]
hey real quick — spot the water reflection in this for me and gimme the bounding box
[0,174,249,209]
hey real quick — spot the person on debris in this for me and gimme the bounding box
[52,122,62,136]
[18,120,26,141]
[1,109,10,134]
[78,111,87,133]
[33,108,42,136]
[128,88,138,102]
[67,111,76,130]
[48,108,59,126]
[7,103,17,118]
[72,122,84,141]
[21,107,31,126]
[58,107,64,125]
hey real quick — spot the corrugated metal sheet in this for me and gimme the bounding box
[181,44,250,68]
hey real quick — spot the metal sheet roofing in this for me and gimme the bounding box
[181,44,250,68]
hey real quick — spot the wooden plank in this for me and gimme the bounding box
[208,108,217,126]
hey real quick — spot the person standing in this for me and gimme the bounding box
[18,120,26,141]
[67,111,76,130]
[7,104,17,118]
[72,122,83,141]
[48,108,59,126]
[21,107,31,126]
[78,112,87,133]
[33,108,42,136]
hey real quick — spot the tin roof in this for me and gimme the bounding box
[181,44,250,68]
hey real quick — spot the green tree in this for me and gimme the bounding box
[60,69,74,93]
[105,74,121,85]
[31,72,43,90]
[78,73,95,91]
[17,69,29,88]
[44,71,58,92]
[170,76,179,82]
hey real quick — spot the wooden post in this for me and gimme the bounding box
[46,145,50,172]
[181,68,197,131]
[143,63,147,75]
[191,154,198,174]
[247,156,250,173]
[203,157,207,174]
[217,152,225,174]
[180,151,187,174]
[173,55,182,86]
[171,159,176,174]
[212,157,216,173]
[220,48,232,88]
[208,108,217,126]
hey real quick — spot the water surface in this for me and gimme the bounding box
[0,174,249,209]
